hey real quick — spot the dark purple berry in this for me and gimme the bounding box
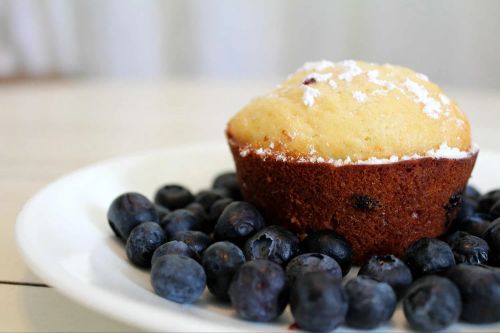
[301,230,352,276]
[154,184,194,210]
[244,225,300,265]
[107,192,159,240]
[214,201,265,244]
[404,238,455,277]
[228,259,288,322]
[290,272,347,332]
[345,276,396,329]
[126,222,166,268]
[358,254,412,299]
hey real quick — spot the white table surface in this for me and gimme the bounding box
[1,80,499,332]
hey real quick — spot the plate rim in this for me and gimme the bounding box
[15,140,254,332]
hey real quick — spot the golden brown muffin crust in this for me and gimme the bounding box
[228,60,471,162]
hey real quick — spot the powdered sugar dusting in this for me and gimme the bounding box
[293,60,454,120]
[426,143,470,159]
[352,91,367,103]
[237,143,476,165]
[302,86,321,107]
[338,60,363,82]
[403,78,442,119]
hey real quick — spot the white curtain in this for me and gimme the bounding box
[1,0,499,88]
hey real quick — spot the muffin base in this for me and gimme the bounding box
[228,142,477,263]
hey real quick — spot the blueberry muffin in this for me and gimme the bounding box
[226,60,477,262]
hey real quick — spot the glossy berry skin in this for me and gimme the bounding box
[244,225,300,265]
[212,172,242,200]
[151,255,206,304]
[404,238,455,277]
[107,192,159,241]
[208,198,234,224]
[184,202,210,231]
[154,184,194,210]
[202,241,246,301]
[214,201,265,244]
[482,218,500,266]
[125,222,166,268]
[456,197,479,222]
[452,213,492,237]
[285,253,342,286]
[345,276,397,329]
[170,230,212,254]
[358,254,412,299]
[290,272,348,332]
[446,264,500,323]
[228,259,288,322]
[301,230,352,276]
[151,240,200,266]
[446,231,489,264]
[464,185,481,200]
[154,204,170,221]
[478,189,500,213]
[161,209,201,236]
[403,275,461,331]
[490,200,500,219]
[194,189,225,210]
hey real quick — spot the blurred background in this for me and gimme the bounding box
[1,0,500,88]
[2,2,500,331]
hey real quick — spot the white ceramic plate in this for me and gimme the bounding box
[16,142,500,332]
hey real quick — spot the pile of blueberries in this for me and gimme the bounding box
[107,172,500,332]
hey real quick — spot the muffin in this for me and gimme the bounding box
[226,60,477,262]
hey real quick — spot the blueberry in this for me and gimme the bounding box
[208,198,234,224]
[490,200,500,219]
[285,253,342,286]
[464,185,481,200]
[290,272,348,332]
[482,218,500,266]
[161,209,201,236]
[301,230,352,276]
[212,172,242,200]
[185,202,210,230]
[446,231,489,264]
[456,197,479,222]
[358,254,413,299]
[125,222,166,268]
[170,230,211,254]
[403,275,461,331]
[151,255,206,304]
[154,204,170,221]
[244,225,300,265]
[194,189,226,210]
[345,276,397,329]
[478,189,500,213]
[151,240,200,266]
[446,264,500,323]
[452,213,492,236]
[214,201,265,244]
[107,192,159,240]
[154,184,194,210]
[228,259,288,322]
[202,241,246,301]
[404,238,455,277]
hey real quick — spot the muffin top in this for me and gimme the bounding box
[227,60,472,163]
